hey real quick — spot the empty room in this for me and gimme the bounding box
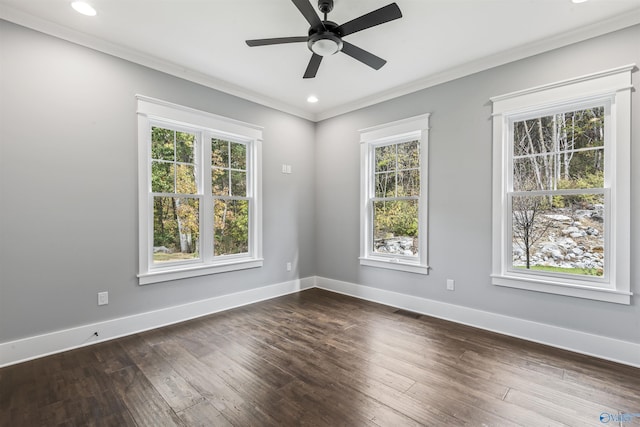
[1,0,639,425]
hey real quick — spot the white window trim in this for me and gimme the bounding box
[359,113,430,275]
[137,95,263,285]
[490,65,634,304]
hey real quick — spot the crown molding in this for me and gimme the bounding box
[315,8,640,121]
[2,5,639,123]
[0,4,316,121]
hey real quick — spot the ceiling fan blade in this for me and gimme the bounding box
[341,41,386,70]
[246,36,308,47]
[303,53,323,79]
[291,0,325,30]
[336,3,402,37]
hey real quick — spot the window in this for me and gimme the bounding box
[359,114,430,274]
[491,65,633,304]
[137,96,263,284]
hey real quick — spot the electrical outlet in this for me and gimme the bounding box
[446,279,455,291]
[286,262,292,271]
[98,291,109,306]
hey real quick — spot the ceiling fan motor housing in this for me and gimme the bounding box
[308,20,343,56]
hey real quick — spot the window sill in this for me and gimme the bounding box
[491,274,631,304]
[139,258,264,285]
[359,257,429,275]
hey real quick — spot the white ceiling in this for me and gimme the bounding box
[2,0,639,121]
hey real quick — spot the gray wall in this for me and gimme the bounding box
[315,25,640,344]
[1,19,638,347]
[0,21,316,342]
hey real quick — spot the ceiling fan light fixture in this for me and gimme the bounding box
[308,33,343,56]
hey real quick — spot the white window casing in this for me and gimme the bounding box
[137,95,263,285]
[359,113,430,275]
[490,65,634,304]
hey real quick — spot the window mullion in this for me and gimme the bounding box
[201,132,214,261]
[227,140,232,197]
[394,143,399,198]
[173,131,178,193]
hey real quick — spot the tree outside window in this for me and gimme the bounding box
[510,107,605,277]
[137,96,263,285]
[490,65,632,303]
[359,114,430,275]
[373,140,420,257]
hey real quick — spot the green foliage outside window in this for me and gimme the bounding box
[511,107,606,276]
[151,132,251,261]
[212,139,249,256]
[373,140,420,255]
[151,127,199,262]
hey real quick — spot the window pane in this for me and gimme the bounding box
[211,139,228,168]
[513,155,553,191]
[151,161,174,193]
[212,168,229,196]
[397,140,419,169]
[513,150,604,192]
[513,115,555,157]
[511,193,604,277]
[373,200,418,256]
[563,107,605,150]
[214,199,249,256]
[375,172,395,197]
[231,171,247,197]
[375,145,396,172]
[151,127,175,161]
[513,108,605,157]
[230,142,246,170]
[176,164,196,194]
[175,131,196,163]
[558,150,604,188]
[397,169,420,197]
[513,106,605,192]
[153,196,199,263]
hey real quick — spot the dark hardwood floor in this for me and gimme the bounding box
[1,288,639,426]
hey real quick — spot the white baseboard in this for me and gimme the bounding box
[3,275,638,369]
[0,277,315,368]
[315,276,640,369]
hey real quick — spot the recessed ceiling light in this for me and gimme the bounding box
[571,0,588,3]
[307,95,319,103]
[71,1,97,16]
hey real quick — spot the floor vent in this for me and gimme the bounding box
[393,309,422,319]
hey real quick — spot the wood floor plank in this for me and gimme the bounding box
[460,348,638,413]
[108,364,184,427]
[147,338,281,426]
[2,288,638,426]
[503,387,615,426]
[176,400,234,427]
[120,335,205,412]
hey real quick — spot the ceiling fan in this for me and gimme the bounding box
[245,0,402,79]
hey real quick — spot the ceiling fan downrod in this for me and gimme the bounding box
[318,0,334,20]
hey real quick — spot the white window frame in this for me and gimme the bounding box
[490,65,633,304]
[359,113,430,275]
[137,95,263,285]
